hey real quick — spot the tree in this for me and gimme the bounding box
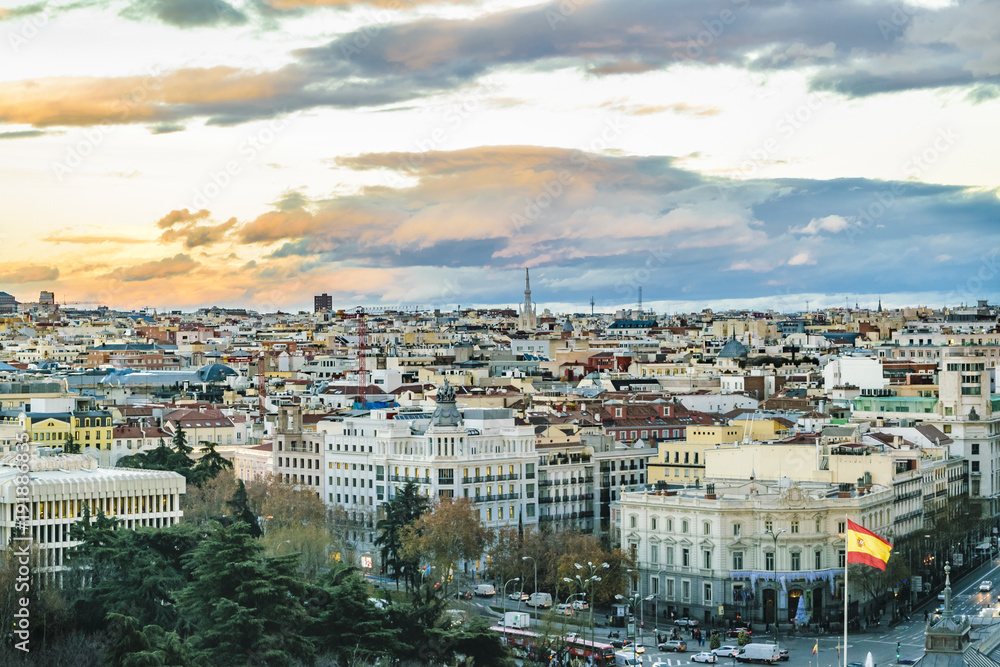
[401,497,490,595]
[226,479,261,538]
[176,522,314,666]
[306,563,399,662]
[172,424,192,456]
[188,440,233,486]
[375,481,429,591]
[64,431,81,454]
[487,526,527,590]
[246,474,330,577]
[710,632,721,650]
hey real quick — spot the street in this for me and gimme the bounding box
[490,557,1000,667]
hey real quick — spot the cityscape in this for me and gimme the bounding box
[3,0,1000,665]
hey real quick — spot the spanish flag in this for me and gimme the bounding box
[846,520,892,570]
[812,642,818,655]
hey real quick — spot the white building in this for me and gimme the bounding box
[823,355,887,391]
[0,446,186,584]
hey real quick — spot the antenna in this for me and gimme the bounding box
[590,296,595,317]
[637,286,643,316]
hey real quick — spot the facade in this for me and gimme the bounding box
[0,291,17,314]
[613,480,895,628]
[0,446,186,584]
[537,440,596,532]
[314,293,333,313]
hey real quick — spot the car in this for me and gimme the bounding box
[779,648,789,661]
[634,644,645,654]
[982,581,994,592]
[726,627,752,639]
[610,639,626,649]
[455,590,473,600]
[508,591,529,601]
[658,640,687,652]
[712,646,739,658]
[571,600,590,610]
[554,603,574,616]
[692,652,718,664]
[675,617,694,627]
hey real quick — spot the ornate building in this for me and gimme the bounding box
[517,268,537,331]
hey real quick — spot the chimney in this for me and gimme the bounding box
[705,483,716,500]
[838,482,852,499]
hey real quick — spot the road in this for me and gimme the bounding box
[487,557,1000,667]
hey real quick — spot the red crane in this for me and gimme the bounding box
[257,352,267,417]
[356,306,367,408]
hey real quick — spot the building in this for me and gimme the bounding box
[0,292,18,314]
[613,479,894,628]
[517,268,537,331]
[39,291,55,305]
[314,293,333,313]
[0,445,186,585]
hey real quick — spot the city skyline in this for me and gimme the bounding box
[1,0,999,311]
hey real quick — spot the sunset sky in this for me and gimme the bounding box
[1,0,998,313]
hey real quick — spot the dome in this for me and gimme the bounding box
[717,338,748,359]
[196,363,238,382]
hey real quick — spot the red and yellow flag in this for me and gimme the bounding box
[846,520,892,570]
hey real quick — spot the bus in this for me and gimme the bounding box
[490,626,616,667]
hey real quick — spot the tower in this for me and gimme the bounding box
[517,268,537,330]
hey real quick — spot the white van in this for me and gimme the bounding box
[615,650,642,666]
[502,611,531,628]
[475,584,496,597]
[736,643,781,663]
[526,592,553,608]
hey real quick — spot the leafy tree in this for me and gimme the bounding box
[104,613,193,667]
[305,563,399,662]
[710,632,721,650]
[181,469,238,527]
[375,481,429,591]
[176,522,314,666]
[487,527,528,590]
[172,424,192,456]
[738,630,750,646]
[247,474,330,576]
[401,496,490,595]
[194,440,233,480]
[64,431,81,454]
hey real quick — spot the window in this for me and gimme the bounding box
[703,550,712,569]
[666,547,674,566]
[630,515,637,528]
[837,521,846,534]
[651,517,657,531]
[651,575,660,595]
[682,580,691,601]
[733,523,741,537]
[650,545,659,564]
[703,521,711,535]
[838,549,846,568]
[486,508,492,521]
[815,518,822,533]
[790,520,799,534]
[764,519,773,532]
[682,548,690,567]
[814,551,822,569]
[666,578,675,600]
[972,461,980,472]
[791,552,801,571]
[765,552,775,571]
[972,443,980,455]
[682,520,689,533]
[703,583,712,605]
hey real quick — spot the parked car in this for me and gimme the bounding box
[455,590,473,600]
[508,591,529,601]
[692,652,719,664]
[779,648,789,661]
[982,581,994,592]
[712,646,739,658]
[658,640,687,652]
[554,603,574,616]
[572,600,591,610]
[674,617,695,627]
[726,627,752,639]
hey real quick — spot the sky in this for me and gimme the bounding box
[0,0,998,314]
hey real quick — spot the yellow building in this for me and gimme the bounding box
[0,410,114,449]
[648,425,741,485]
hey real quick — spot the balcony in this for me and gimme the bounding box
[538,480,555,488]
[462,477,473,484]
[539,497,554,504]
[389,475,431,484]
[580,510,594,518]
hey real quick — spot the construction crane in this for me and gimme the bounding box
[355,306,367,408]
[257,353,267,417]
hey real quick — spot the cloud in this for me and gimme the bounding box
[106,253,200,282]
[788,251,816,266]
[790,214,851,235]
[0,130,46,140]
[120,0,248,28]
[936,254,952,262]
[42,234,148,244]
[0,265,59,283]
[157,208,211,228]
[150,123,185,134]
[160,217,239,247]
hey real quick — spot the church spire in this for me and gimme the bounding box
[524,268,531,301]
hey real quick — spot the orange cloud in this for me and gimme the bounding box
[42,234,148,244]
[157,208,211,228]
[0,265,60,283]
[0,67,302,127]
[160,217,238,248]
[105,253,200,282]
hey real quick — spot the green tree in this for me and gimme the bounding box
[375,481,429,591]
[710,632,721,650]
[226,479,261,538]
[172,424,192,455]
[400,496,490,595]
[64,431,81,454]
[306,563,399,662]
[194,441,233,479]
[176,522,314,666]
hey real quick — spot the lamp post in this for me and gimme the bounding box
[645,594,658,642]
[764,528,786,644]
[616,593,640,664]
[565,561,609,654]
[523,556,538,623]
[503,577,521,644]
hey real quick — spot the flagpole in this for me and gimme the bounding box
[843,519,848,667]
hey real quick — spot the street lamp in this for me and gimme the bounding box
[564,561,609,654]
[503,577,521,644]
[644,594,659,642]
[763,528,786,644]
[523,556,538,623]
[616,593,640,665]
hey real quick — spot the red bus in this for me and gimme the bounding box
[490,626,616,666]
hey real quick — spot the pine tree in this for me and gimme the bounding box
[225,479,261,538]
[374,481,429,591]
[63,431,81,454]
[176,522,314,666]
[193,440,233,481]
[172,424,192,456]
